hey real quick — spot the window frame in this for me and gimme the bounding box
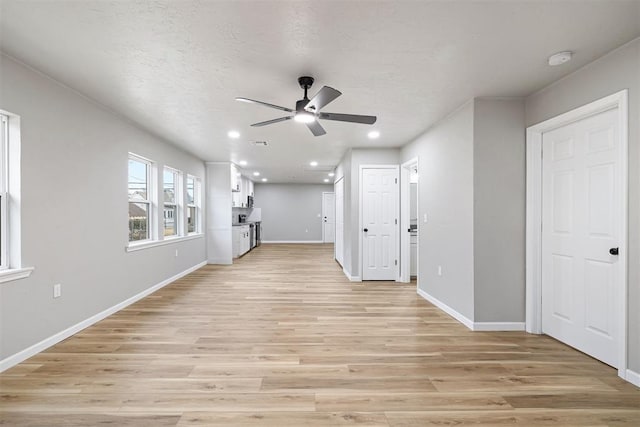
[128,153,156,244]
[162,166,183,238]
[186,174,201,235]
[0,110,33,283]
[0,114,8,270]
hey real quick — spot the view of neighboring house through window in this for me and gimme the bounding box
[163,167,181,237]
[0,114,8,269]
[187,175,200,234]
[128,154,153,242]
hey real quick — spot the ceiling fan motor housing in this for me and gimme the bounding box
[297,76,315,90]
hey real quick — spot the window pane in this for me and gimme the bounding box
[129,202,149,241]
[164,169,175,204]
[164,204,177,236]
[187,206,196,233]
[128,159,147,201]
[187,177,195,205]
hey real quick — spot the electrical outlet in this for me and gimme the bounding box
[423,213,428,223]
[305,229,308,233]
[437,266,442,276]
[175,249,179,257]
[53,284,61,298]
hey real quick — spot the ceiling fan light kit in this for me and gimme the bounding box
[236,76,377,136]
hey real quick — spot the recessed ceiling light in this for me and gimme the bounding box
[228,130,240,139]
[253,171,260,176]
[548,51,573,66]
[328,172,335,177]
[324,178,329,183]
[368,130,380,139]
[261,178,268,182]
[310,161,318,167]
[238,160,247,166]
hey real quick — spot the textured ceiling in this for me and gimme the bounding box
[1,1,639,183]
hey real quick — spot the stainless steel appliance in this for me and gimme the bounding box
[255,222,261,247]
[238,214,247,223]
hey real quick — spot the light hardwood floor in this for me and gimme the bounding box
[1,244,638,426]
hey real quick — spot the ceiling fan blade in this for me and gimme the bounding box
[304,86,342,112]
[236,97,293,112]
[319,112,377,125]
[306,120,327,136]
[250,116,293,127]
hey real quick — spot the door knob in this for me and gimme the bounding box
[363,228,368,232]
[609,247,619,255]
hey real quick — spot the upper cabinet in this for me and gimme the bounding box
[231,165,255,208]
[230,164,241,193]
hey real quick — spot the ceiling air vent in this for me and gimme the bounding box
[250,141,268,147]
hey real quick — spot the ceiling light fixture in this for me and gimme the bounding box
[324,179,329,183]
[238,160,247,166]
[294,110,316,123]
[368,130,380,139]
[262,178,268,182]
[328,172,335,177]
[253,171,260,176]
[310,161,318,167]
[548,51,573,66]
[228,130,240,138]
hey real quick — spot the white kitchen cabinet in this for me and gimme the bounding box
[232,226,241,258]
[230,164,241,193]
[240,225,250,255]
[248,179,254,197]
[232,225,251,258]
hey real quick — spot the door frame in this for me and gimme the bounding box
[334,177,344,266]
[400,158,418,283]
[525,90,628,379]
[359,164,400,281]
[321,191,335,243]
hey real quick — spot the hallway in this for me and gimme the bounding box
[1,244,638,426]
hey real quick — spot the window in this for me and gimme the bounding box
[0,114,8,269]
[128,154,153,242]
[187,175,201,234]
[163,167,182,237]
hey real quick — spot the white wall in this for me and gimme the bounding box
[473,98,526,322]
[401,102,476,319]
[525,38,640,373]
[0,55,206,362]
[254,183,332,242]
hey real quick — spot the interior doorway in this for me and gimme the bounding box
[526,90,628,379]
[400,158,419,283]
[322,192,335,243]
[360,165,399,281]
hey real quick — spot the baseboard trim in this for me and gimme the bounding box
[472,322,526,331]
[625,369,640,387]
[207,258,232,265]
[261,240,324,244]
[417,288,474,330]
[342,266,361,282]
[0,260,207,373]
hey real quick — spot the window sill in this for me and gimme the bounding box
[0,267,35,284]
[125,233,204,253]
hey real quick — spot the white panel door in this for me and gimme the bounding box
[541,107,621,367]
[322,192,335,243]
[362,167,399,281]
[335,178,344,266]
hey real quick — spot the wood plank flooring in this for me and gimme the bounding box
[1,244,638,426]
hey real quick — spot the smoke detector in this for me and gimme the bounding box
[548,51,573,66]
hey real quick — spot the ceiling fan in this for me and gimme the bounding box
[236,76,377,136]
